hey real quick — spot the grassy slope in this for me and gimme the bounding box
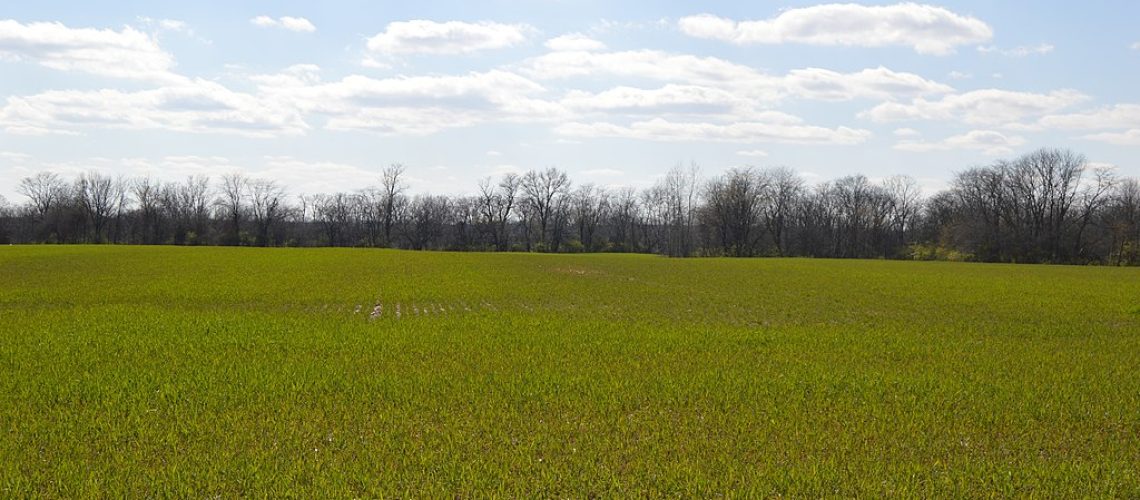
[0,246,1138,496]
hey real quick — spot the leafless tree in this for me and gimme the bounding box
[882,175,921,252]
[133,177,162,244]
[761,167,803,256]
[313,193,352,246]
[702,167,768,256]
[3,148,1137,264]
[401,194,450,250]
[608,187,640,252]
[660,163,701,257]
[1103,178,1140,264]
[18,172,67,219]
[216,173,247,245]
[522,167,571,251]
[477,173,519,250]
[75,171,125,243]
[249,178,286,246]
[571,184,609,251]
[381,163,407,247]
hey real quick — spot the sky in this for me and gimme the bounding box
[1,0,1139,202]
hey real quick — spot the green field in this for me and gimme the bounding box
[1,246,1138,496]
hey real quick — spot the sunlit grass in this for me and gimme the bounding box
[1,246,1138,496]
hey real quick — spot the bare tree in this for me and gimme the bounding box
[133,177,162,244]
[762,167,804,256]
[1104,178,1140,265]
[608,187,640,252]
[522,167,571,251]
[401,194,450,250]
[180,176,212,244]
[355,188,384,247]
[75,171,125,243]
[313,193,352,246]
[2,150,1137,264]
[216,173,247,245]
[477,173,520,250]
[248,179,286,246]
[0,194,11,244]
[381,163,407,247]
[882,175,921,253]
[571,184,608,251]
[660,163,701,257]
[18,172,67,219]
[702,168,768,256]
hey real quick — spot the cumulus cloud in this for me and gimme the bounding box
[736,149,769,157]
[862,89,1089,126]
[556,117,871,145]
[678,4,992,55]
[545,33,605,51]
[0,19,179,82]
[523,50,951,103]
[894,130,1025,155]
[253,67,566,136]
[0,151,31,161]
[1084,130,1140,145]
[783,66,953,101]
[1037,104,1140,130]
[137,17,195,37]
[251,16,316,33]
[0,79,308,137]
[366,20,531,55]
[977,43,1054,57]
[1041,105,1140,146]
[560,84,750,117]
[581,168,624,177]
[522,48,764,83]
[893,127,921,137]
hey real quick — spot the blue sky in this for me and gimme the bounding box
[2,1,1139,200]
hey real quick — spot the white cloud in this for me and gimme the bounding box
[138,17,195,37]
[485,150,502,156]
[522,48,765,83]
[1038,104,1140,130]
[366,20,530,55]
[545,33,605,52]
[581,168,624,177]
[948,71,972,80]
[0,151,31,161]
[561,84,751,116]
[736,149,769,157]
[251,16,316,33]
[489,164,525,176]
[1083,129,1140,145]
[556,118,871,145]
[862,89,1089,126]
[0,19,178,82]
[253,67,566,136]
[523,50,950,103]
[678,4,992,55]
[895,130,1025,155]
[893,127,921,137]
[783,66,953,101]
[0,79,308,137]
[1132,42,1140,50]
[978,43,1054,57]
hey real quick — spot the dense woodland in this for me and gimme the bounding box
[2,147,1137,265]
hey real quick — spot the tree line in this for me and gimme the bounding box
[1,148,1137,265]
